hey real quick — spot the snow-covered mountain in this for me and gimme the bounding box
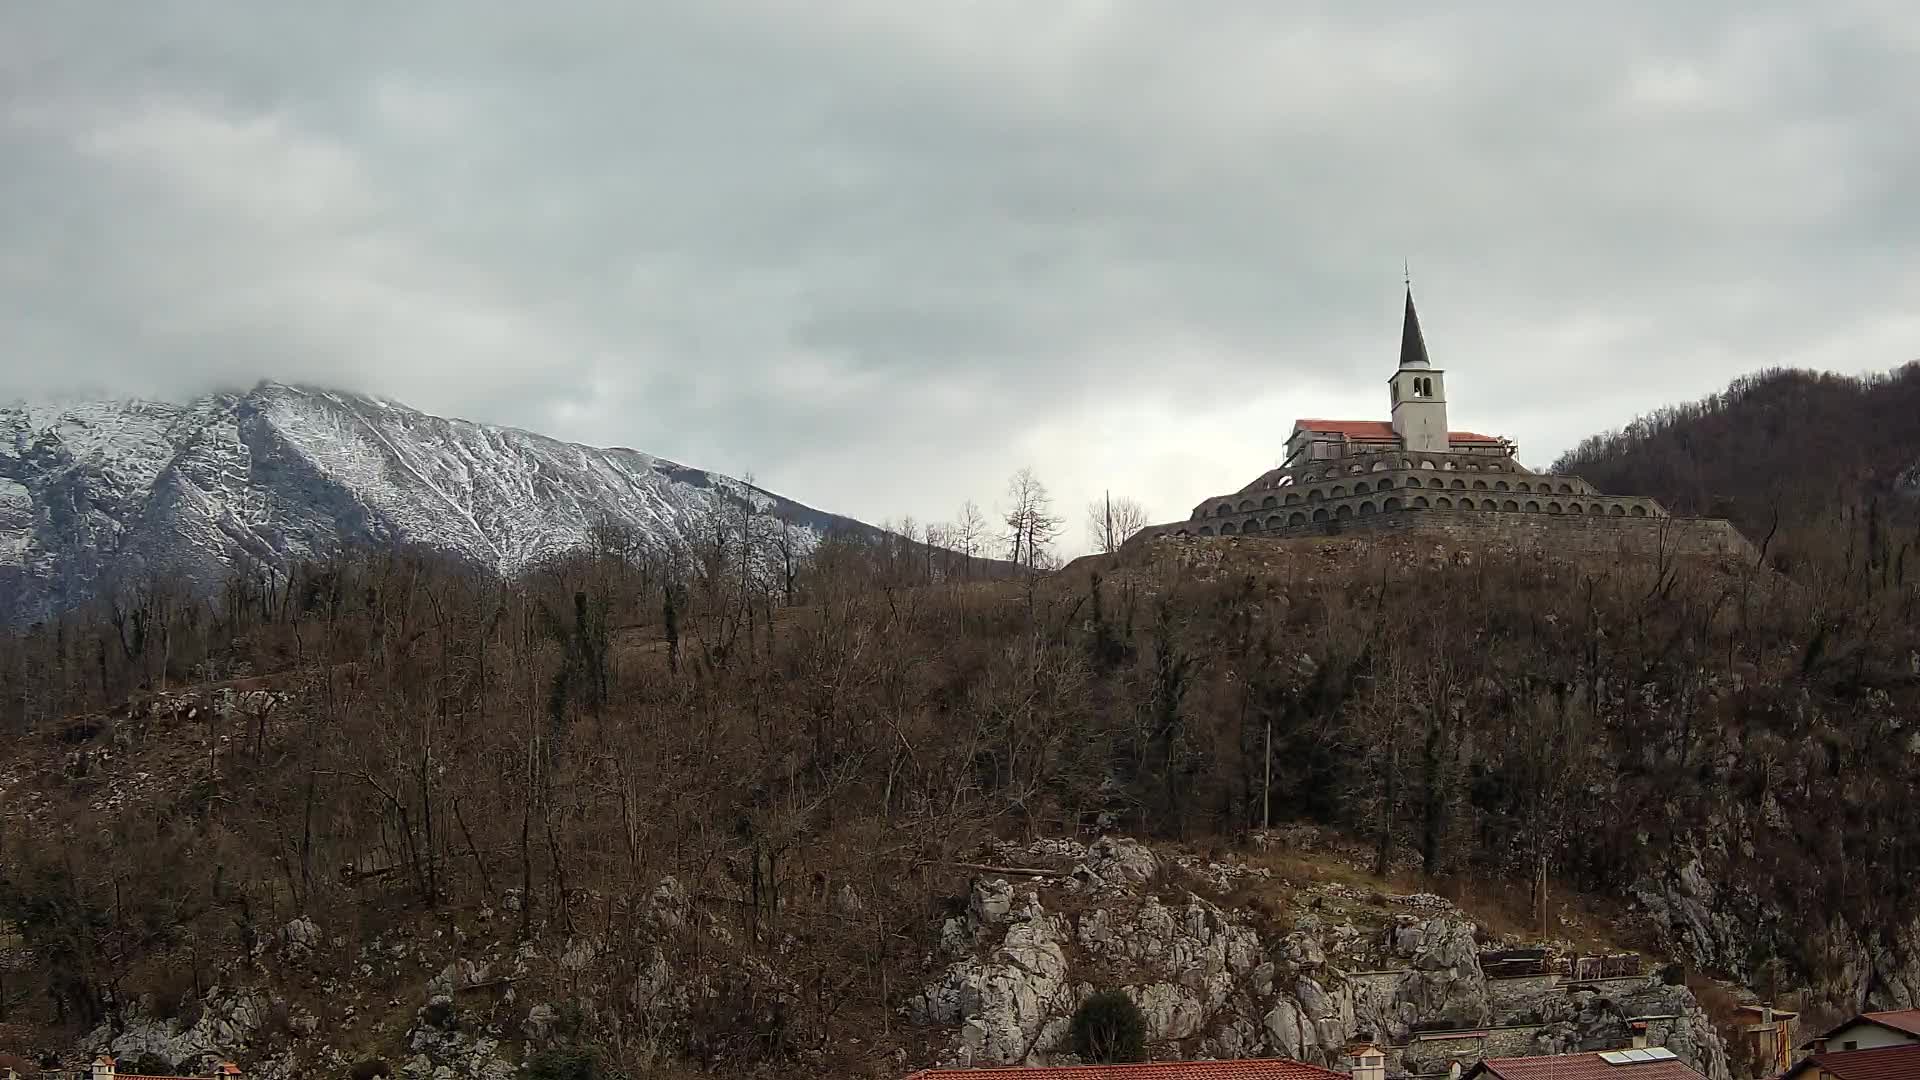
[0,382,878,624]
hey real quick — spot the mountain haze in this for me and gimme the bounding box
[0,382,877,624]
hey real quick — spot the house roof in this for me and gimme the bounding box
[1463,1050,1704,1080]
[1291,419,1505,445]
[1807,1009,1920,1047]
[1731,1003,1799,1020]
[1784,1044,1920,1080]
[1870,1010,1920,1037]
[902,1060,1348,1080]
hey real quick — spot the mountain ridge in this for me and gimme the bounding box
[0,381,879,624]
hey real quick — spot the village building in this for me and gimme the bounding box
[1461,1048,1704,1080]
[1780,1043,1920,1080]
[84,1057,241,1080]
[1729,1003,1797,1077]
[1127,287,1751,561]
[902,1058,1352,1080]
[1803,1009,1920,1054]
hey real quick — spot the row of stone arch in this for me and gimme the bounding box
[1219,476,1585,515]
[1189,497,1653,535]
[1276,454,1515,486]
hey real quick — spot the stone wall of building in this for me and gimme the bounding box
[1340,509,1756,562]
[1139,509,1756,564]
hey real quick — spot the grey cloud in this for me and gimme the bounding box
[3,1,1917,546]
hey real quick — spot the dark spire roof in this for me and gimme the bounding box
[1399,285,1431,369]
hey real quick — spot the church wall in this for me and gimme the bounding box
[1139,510,1755,563]
[1182,468,1664,535]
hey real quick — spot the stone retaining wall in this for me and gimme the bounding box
[1340,509,1755,561]
[1140,509,1755,563]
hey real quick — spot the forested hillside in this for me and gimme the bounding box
[4,480,1920,1077]
[1553,363,1920,565]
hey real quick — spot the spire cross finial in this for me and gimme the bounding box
[1404,260,1411,288]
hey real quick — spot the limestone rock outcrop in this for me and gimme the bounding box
[914,885,1076,1065]
[914,837,1733,1080]
[1393,917,1489,1028]
[85,987,273,1070]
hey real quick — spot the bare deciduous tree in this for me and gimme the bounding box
[1002,468,1063,572]
[1086,493,1150,554]
[954,500,988,577]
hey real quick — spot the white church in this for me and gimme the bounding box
[1133,288,1671,542]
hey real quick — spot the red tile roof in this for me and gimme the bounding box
[903,1060,1347,1080]
[1295,419,1400,440]
[1291,419,1504,445]
[1466,1052,1704,1080]
[1861,1010,1920,1037]
[1807,1009,1920,1047]
[1786,1044,1920,1080]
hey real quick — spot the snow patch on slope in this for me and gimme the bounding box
[0,382,878,623]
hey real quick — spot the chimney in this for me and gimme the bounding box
[1630,1022,1649,1050]
[1347,1041,1387,1080]
[91,1057,117,1080]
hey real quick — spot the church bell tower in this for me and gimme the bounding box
[1389,285,1449,453]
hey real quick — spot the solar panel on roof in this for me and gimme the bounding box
[1598,1047,1678,1066]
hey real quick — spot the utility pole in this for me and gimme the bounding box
[1536,852,1550,939]
[1262,710,1273,831]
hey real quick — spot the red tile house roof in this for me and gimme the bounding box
[1846,1009,1920,1038]
[1802,1009,1920,1050]
[1869,1010,1920,1037]
[1293,419,1505,445]
[1463,1050,1705,1080]
[903,1060,1348,1080]
[1784,1043,1920,1080]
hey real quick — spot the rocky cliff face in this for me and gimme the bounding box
[910,838,1731,1080]
[44,836,1734,1080]
[1634,840,1920,1014]
[0,384,875,624]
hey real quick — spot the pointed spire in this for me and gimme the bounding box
[1399,284,1431,369]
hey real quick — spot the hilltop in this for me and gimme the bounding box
[3,517,1917,1078]
[1554,363,1920,565]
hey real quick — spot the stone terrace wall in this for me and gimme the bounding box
[1350,509,1756,562]
[1139,509,1756,563]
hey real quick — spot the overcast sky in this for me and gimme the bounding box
[4,2,1918,548]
